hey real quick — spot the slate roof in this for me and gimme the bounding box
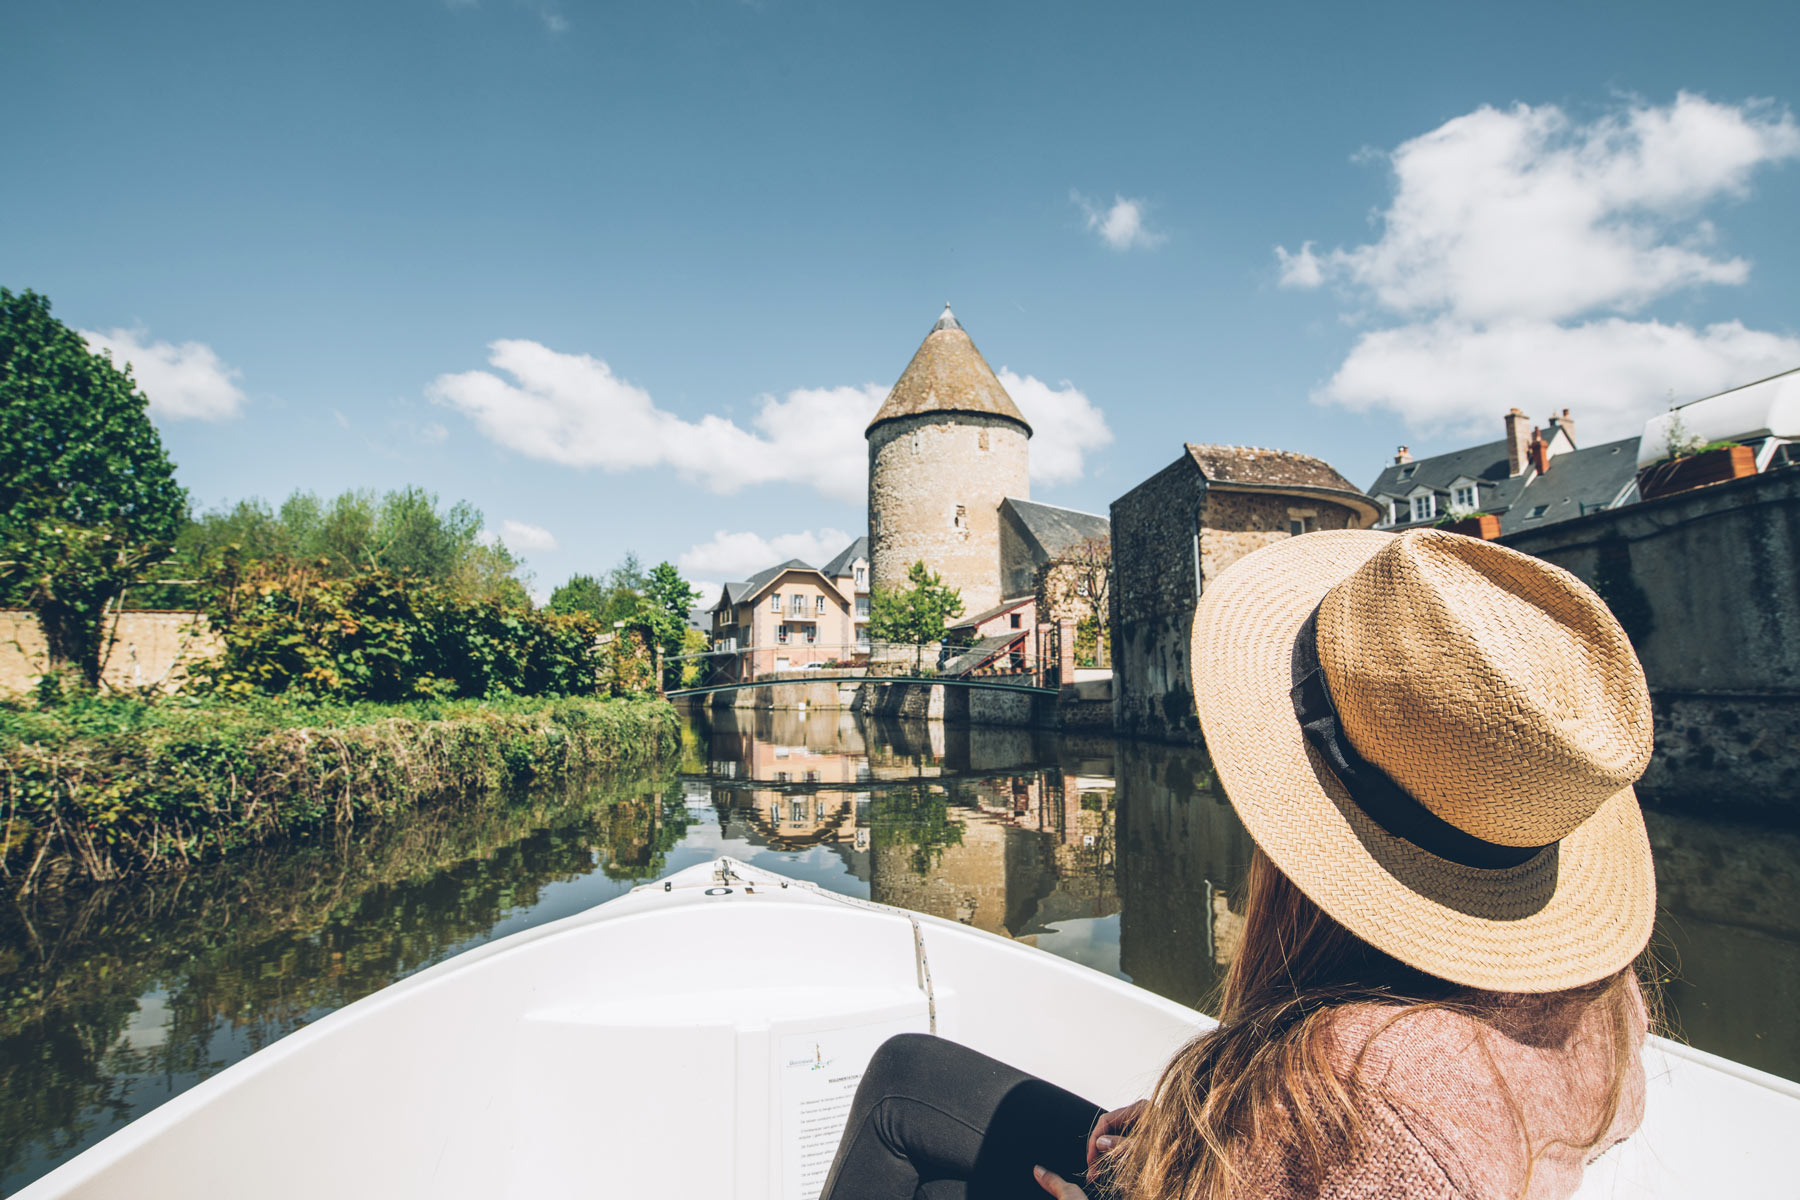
[1000,497,1109,559]
[1366,438,1528,523]
[819,536,869,581]
[947,595,1035,631]
[867,305,1032,436]
[715,558,825,611]
[1364,430,1641,533]
[1499,437,1641,535]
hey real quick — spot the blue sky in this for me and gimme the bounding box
[5,0,1797,599]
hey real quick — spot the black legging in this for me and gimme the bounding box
[819,1033,1111,1200]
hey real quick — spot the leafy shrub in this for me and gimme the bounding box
[195,561,644,702]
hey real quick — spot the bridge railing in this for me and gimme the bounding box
[665,640,1053,693]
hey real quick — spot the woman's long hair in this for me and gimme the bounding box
[1102,848,1648,1200]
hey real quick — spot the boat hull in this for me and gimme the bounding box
[16,858,1799,1199]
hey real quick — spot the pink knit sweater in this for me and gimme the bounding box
[1237,979,1648,1200]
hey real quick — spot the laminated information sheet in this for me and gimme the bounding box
[779,1016,925,1200]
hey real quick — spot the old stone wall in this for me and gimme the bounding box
[1109,456,1205,743]
[0,610,221,697]
[869,413,1030,616]
[1500,467,1800,819]
[1197,490,1360,584]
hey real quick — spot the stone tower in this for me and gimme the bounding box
[867,306,1031,616]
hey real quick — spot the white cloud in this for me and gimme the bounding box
[678,527,856,582]
[1275,241,1325,288]
[419,421,449,444]
[1322,318,1800,442]
[1277,93,1800,436]
[80,327,247,420]
[997,369,1115,485]
[430,341,1110,498]
[499,520,558,552]
[1073,192,1166,251]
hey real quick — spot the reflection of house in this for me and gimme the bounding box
[1110,444,1379,743]
[1366,408,1641,535]
[721,787,865,850]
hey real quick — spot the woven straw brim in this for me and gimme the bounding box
[1192,530,1655,993]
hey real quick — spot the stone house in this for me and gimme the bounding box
[1109,444,1380,743]
[1365,407,1640,536]
[943,596,1037,675]
[998,498,1109,607]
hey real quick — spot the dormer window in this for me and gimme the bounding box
[1400,465,1416,479]
[1449,478,1479,512]
[854,566,866,586]
[1409,492,1436,523]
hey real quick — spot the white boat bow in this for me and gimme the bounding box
[16,857,1799,1199]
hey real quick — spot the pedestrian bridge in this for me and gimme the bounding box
[664,642,1061,700]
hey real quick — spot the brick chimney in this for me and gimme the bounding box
[1528,426,1550,475]
[1505,408,1531,476]
[1394,446,1412,465]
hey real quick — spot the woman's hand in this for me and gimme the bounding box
[1086,1098,1148,1166]
[1034,1165,1088,1198]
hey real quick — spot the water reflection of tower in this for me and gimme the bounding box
[1115,742,1257,1009]
[868,767,1119,941]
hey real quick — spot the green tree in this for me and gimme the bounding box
[547,573,608,618]
[867,561,964,669]
[644,561,701,686]
[0,289,186,686]
[152,486,526,607]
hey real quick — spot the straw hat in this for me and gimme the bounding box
[1191,528,1655,993]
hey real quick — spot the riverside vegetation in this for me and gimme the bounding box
[1,288,701,895]
[0,693,681,894]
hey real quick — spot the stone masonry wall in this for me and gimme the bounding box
[869,413,1030,617]
[1,610,221,697]
[1109,456,1205,743]
[1500,467,1800,820]
[1110,464,1366,746]
[1197,491,1360,584]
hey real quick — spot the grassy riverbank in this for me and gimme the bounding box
[0,692,681,893]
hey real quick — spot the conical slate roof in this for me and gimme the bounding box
[866,305,1032,437]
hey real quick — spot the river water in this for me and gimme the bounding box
[3,708,1797,1192]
